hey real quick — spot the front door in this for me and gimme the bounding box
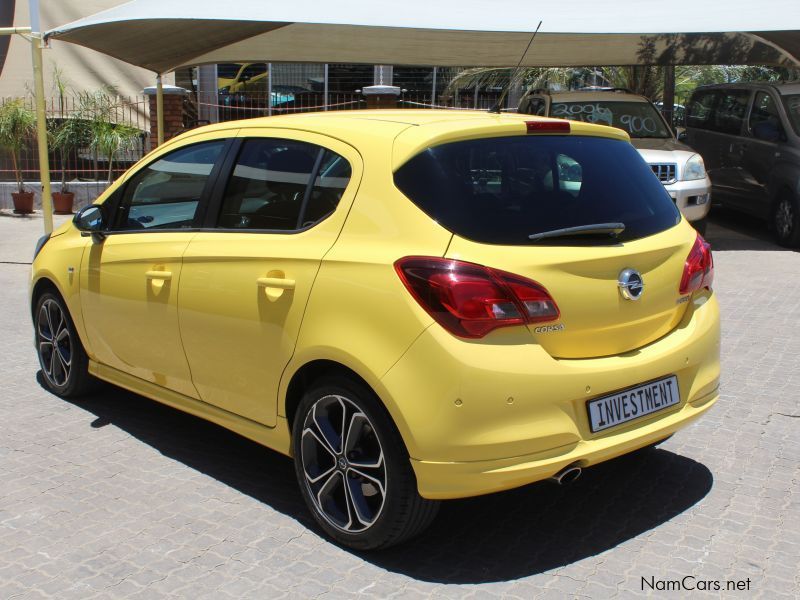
[178,130,360,426]
[80,139,229,397]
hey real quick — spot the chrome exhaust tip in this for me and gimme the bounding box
[549,464,582,485]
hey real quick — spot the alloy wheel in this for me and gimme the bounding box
[37,299,72,388]
[300,394,387,533]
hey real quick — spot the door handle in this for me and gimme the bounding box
[257,276,295,301]
[256,277,295,290]
[145,270,173,281]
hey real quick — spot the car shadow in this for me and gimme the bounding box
[705,208,795,252]
[44,374,713,585]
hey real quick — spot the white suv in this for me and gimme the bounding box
[519,89,711,233]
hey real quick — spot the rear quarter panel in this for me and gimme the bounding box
[280,134,453,432]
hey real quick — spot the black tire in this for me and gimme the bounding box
[691,217,707,236]
[34,291,95,397]
[772,192,800,248]
[291,375,439,549]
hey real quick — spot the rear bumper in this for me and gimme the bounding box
[412,387,717,499]
[381,291,720,500]
[665,176,712,222]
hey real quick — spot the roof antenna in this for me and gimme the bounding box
[488,20,543,114]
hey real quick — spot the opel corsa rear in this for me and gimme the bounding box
[30,110,720,549]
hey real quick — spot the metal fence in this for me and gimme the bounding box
[1,88,511,211]
[195,89,509,122]
[0,95,149,210]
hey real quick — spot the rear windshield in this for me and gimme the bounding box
[550,101,672,138]
[394,135,680,245]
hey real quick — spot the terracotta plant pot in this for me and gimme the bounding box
[53,191,75,215]
[11,191,34,214]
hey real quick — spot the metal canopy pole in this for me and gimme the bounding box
[1,10,54,235]
[26,0,54,234]
[156,73,165,146]
[323,63,329,110]
[662,65,676,130]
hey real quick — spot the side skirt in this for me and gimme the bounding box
[89,361,293,457]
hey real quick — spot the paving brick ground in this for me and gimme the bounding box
[0,208,798,598]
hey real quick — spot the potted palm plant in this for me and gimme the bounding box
[91,120,141,184]
[79,88,141,185]
[49,115,92,213]
[0,99,37,214]
[49,68,86,214]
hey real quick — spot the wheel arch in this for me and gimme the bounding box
[282,357,415,457]
[30,275,64,316]
[30,273,92,357]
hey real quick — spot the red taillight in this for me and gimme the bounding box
[395,257,560,339]
[525,120,571,134]
[679,234,714,295]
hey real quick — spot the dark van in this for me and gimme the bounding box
[685,83,800,246]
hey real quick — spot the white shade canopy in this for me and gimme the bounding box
[45,0,800,73]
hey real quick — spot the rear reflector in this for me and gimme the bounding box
[395,257,559,338]
[679,233,714,295]
[526,120,571,134]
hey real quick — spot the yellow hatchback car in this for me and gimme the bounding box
[31,110,720,549]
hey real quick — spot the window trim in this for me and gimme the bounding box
[202,136,349,235]
[105,137,236,235]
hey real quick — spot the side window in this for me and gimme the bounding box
[686,90,718,130]
[115,140,225,231]
[749,92,785,142]
[529,98,547,116]
[302,150,353,227]
[217,138,351,230]
[710,90,750,135]
[520,96,546,116]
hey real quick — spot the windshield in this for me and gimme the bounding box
[783,94,800,136]
[550,100,672,138]
[394,135,680,246]
[217,63,243,80]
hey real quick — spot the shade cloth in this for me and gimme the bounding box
[45,0,800,72]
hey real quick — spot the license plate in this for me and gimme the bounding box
[586,375,680,433]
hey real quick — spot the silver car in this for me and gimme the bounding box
[519,88,712,234]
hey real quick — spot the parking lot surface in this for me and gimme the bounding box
[1,209,798,598]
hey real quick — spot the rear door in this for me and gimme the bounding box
[178,129,361,426]
[704,89,753,210]
[686,88,753,208]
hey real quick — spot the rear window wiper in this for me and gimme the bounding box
[528,222,625,242]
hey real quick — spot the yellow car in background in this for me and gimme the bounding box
[30,110,720,549]
[217,62,269,94]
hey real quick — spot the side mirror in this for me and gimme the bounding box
[74,204,106,241]
[676,129,688,142]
